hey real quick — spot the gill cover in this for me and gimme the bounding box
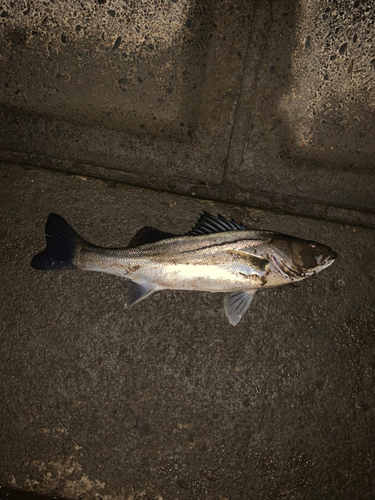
[270,236,336,277]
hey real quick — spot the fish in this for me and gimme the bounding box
[31,212,337,326]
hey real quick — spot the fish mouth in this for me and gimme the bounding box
[314,250,337,266]
[317,250,337,270]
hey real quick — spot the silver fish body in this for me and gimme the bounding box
[31,212,337,325]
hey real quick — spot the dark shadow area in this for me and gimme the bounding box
[0,486,62,500]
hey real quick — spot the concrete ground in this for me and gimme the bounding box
[1,0,375,227]
[1,0,375,497]
[1,162,375,499]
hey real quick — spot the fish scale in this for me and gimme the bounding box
[31,211,337,326]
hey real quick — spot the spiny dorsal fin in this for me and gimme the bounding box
[224,290,256,326]
[127,226,176,248]
[186,211,249,236]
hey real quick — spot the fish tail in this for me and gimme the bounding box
[31,213,89,270]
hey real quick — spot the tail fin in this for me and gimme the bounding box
[31,213,89,270]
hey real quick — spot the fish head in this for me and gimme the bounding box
[269,235,337,280]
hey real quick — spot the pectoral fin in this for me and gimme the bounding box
[224,290,256,326]
[227,251,269,273]
[126,280,156,307]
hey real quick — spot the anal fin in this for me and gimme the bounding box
[224,290,256,326]
[126,280,156,307]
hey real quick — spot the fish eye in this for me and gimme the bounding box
[310,242,317,248]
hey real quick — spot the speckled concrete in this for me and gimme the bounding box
[1,163,374,499]
[1,2,375,497]
[0,0,210,139]
[228,0,375,214]
[0,0,374,224]
[0,0,251,183]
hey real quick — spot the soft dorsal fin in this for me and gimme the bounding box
[186,211,249,236]
[127,226,176,248]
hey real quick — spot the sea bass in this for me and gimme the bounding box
[31,212,337,325]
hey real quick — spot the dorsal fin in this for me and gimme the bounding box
[127,226,176,248]
[186,211,249,236]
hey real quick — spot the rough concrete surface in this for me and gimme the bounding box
[0,0,244,140]
[1,0,375,223]
[0,0,252,184]
[1,163,375,499]
[228,0,375,212]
